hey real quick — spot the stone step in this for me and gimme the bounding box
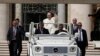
[0,54,27,56]
[86,49,100,52]
[88,42,94,44]
[0,43,26,44]
[0,46,28,48]
[0,43,27,45]
[87,47,94,49]
[0,48,27,51]
[1,41,100,56]
[0,48,27,50]
[0,51,27,54]
[88,45,94,47]
[0,41,27,56]
[86,52,100,55]
[0,41,27,43]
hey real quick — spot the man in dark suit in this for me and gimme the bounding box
[7,20,25,56]
[75,22,88,56]
[54,24,67,34]
[15,18,25,56]
[35,22,49,34]
[71,18,78,35]
[15,18,25,39]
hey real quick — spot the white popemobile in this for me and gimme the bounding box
[26,22,80,56]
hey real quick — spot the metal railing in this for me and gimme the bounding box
[29,22,72,35]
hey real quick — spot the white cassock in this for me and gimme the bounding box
[43,17,57,34]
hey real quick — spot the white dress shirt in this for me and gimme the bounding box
[78,29,83,41]
[12,27,17,40]
[73,24,77,30]
[75,29,83,41]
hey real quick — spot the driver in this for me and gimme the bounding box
[54,24,67,34]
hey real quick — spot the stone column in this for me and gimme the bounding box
[0,4,9,40]
[58,4,65,23]
[68,4,93,41]
[15,4,22,25]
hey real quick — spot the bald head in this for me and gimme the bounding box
[72,18,77,24]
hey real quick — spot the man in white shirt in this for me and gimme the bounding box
[43,12,57,34]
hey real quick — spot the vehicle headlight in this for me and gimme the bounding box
[69,47,76,52]
[35,46,41,52]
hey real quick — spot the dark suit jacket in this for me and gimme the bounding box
[75,29,88,47]
[71,23,78,35]
[54,30,67,34]
[35,28,49,34]
[7,26,25,43]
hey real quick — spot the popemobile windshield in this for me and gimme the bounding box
[25,22,80,56]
